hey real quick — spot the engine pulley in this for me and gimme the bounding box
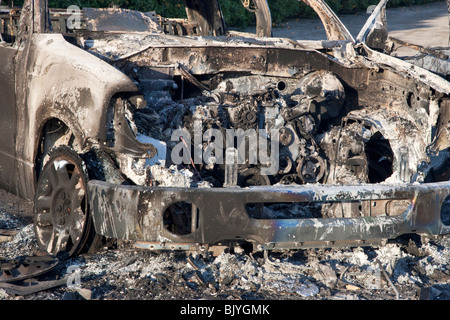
[297,155,327,183]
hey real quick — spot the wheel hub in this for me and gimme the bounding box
[53,190,72,226]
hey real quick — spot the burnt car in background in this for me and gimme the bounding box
[0,0,449,257]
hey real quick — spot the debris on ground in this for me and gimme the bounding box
[0,209,448,300]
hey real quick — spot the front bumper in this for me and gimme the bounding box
[88,180,450,250]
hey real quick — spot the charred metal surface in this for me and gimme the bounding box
[0,277,68,296]
[0,0,449,255]
[356,0,388,49]
[105,97,157,159]
[0,255,59,282]
[184,0,225,36]
[89,180,450,250]
[241,0,272,37]
[83,8,161,33]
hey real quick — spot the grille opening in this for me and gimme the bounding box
[246,202,322,219]
[246,199,410,219]
[163,202,199,235]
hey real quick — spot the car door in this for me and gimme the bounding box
[0,42,18,194]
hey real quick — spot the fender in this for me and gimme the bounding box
[15,33,137,199]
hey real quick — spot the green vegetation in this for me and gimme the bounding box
[232,0,443,27]
[8,0,444,29]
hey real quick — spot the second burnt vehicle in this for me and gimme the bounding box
[0,0,449,257]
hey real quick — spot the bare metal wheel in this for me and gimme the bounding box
[33,146,92,257]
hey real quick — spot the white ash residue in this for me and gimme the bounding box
[0,216,449,300]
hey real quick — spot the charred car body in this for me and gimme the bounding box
[0,0,449,256]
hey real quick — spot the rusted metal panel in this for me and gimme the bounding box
[89,180,450,250]
[0,255,59,283]
[185,0,226,36]
[32,0,49,33]
[12,29,137,198]
[241,0,272,37]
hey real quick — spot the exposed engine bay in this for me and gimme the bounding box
[124,70,389,188]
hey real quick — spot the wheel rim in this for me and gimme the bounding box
[34,152,89,257]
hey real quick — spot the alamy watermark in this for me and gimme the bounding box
[66,5,81,30]
[66,264,81,289]
[170,120,280,175]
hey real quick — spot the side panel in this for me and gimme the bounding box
[0,46,18,194]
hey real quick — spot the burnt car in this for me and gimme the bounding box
[0,0,449,257]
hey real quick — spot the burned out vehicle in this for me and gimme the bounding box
[0,0,449,257]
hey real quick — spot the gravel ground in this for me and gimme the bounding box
[0,2,449,305]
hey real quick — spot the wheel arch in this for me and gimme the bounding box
[33,117,87,191]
